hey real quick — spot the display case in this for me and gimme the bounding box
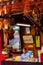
[8,26,22,53]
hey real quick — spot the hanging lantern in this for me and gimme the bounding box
[3,19,10,29]
[3,19,10,47]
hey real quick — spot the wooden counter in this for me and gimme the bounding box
[2,61,43,65]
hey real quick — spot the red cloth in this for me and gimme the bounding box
[0,54,5,61]
[0,30,4,62]
[0,30,3,51]
[6,4,14,8]
[40,53,43,62]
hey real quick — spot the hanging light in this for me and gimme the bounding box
[16,23,30,27]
